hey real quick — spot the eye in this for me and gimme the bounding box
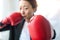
[25,7,28,10]
[20,7,22,10]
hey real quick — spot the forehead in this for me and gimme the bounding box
[19,1,31,7]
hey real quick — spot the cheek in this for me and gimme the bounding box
[27,11,33,17]
[25,10,30,15]
[25,9,34,16]
[29,10,34,15]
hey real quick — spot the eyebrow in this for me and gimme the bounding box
[24,5,29,7]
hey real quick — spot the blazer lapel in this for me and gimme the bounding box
[14,19,25,40]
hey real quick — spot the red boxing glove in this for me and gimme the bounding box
[28,15,51,40]
[0,12,22,29]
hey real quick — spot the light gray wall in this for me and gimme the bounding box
[2,0,19,19]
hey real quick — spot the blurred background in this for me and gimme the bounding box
[0,0,60,40]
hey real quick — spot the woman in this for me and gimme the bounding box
[14,0,56,40]
[0,0,56,40]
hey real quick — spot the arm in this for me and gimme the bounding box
[0,12,22,29]
[28,15,51,40]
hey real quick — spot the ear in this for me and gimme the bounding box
[33,8,37,12]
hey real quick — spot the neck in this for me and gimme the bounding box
[25,19,30,23]
[25,15,33,23]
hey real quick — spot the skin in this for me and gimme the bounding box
[19,0,36,22]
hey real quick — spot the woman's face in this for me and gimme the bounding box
[19,0,35,19]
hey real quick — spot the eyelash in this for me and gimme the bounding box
[20,7,28,10]
[25,8,28,10]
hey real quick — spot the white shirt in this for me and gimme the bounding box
[19,21,30,40]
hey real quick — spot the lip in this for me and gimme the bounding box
[22,15,26,17]
[21,13,25,16]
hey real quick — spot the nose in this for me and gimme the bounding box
[20,9,25,14]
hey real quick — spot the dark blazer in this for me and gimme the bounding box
[13,19,25,40]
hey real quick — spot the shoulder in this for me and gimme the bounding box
[31,15,49,22]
